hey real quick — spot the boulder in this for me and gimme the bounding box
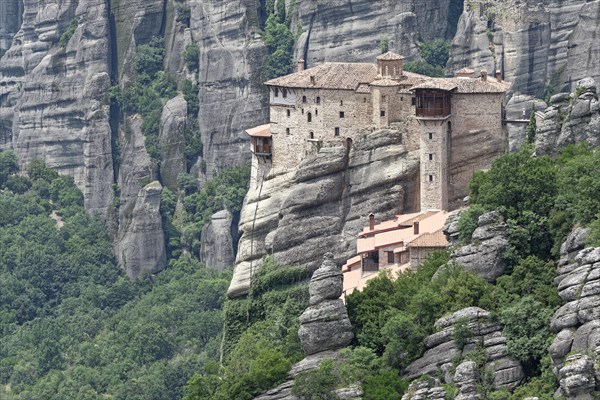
[558,354,596,399]
[454,361,481,400]
[401,378,446,400]
[159,95,188,190]
[450,211,509,283]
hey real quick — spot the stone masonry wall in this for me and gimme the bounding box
[420,119,449,210]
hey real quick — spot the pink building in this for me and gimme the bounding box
[342,210,450,296]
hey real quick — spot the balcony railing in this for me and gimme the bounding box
[416,106,451,118]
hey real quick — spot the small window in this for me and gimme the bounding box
[363,97,367,103]
[411,97,416,106]
[307,112,312,122]
[286,109,291,117]
[302,96,307,103]
[316,96,321,104]
[428,132,433,140]
[274,88,279,97]
[380,110,386,117]
[315,109,318,116]
[400,96,404,101]
[282,89,287,98]
[429,154,433,161]
[286,128,290,135]
[387,251,394,264]
[302,109,304,114]
[335,127,340,137]
[429,175,434,182]
[339,111,345,118]
[309,131,314,139]
[340,100,344,106]
[382,95,386,100]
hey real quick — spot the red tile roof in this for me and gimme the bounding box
[265,63,378,90]
[245,124,272,138]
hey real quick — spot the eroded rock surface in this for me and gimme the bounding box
[405,307,524,390]
[159,95,187,190]
[201,209,235,271]
[116,181,166,279]
[450,211,509,283]
[401,378,446,400]
[454,361,481,400]
[505,94,547,152]
[536,78,600,157]
[298,253,353,355]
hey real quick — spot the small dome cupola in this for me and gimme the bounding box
[376,51,404,79]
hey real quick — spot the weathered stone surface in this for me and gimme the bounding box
[159,95,187,190]
[0,0,22,53]
[401,378,446,400]
[443,210,463,246]
[451,211,509,282]
[405,307,524,391]
[448,1,600,98]
[454,361,481,400]
[505,94,547,152]
[230,128,420,298]
[116,181,166,279]
[0,0,115,220]
[559,354,596,399]
[536,78,600,157]
[298,254,353,355]
[201,210,235,271]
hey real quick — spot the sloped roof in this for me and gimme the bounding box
[265,63,378,90]
[377,51,404,61]
[411,77,510,93]
[407,229,448,248]
[245,124,271,138]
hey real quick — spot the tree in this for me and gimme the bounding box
[526,104,537,144]
[0,149,19,187]
[380,36,389,54]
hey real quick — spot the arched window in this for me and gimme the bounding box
[287,109,291,117]
[316,96,321,104]
[315,109,318,116]
[309,131,314,139]
[307,112,312,122]
[302,96,307,103]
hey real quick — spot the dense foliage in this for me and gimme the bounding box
[404,39,450,77]
[262,0,297,79]
[0,155,232,399]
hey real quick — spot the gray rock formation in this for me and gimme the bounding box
[558,354,596,400]
[405,307,524,391]
[201,209,235,271]
[555,227,590,286]
[230,128,420,297]
[159,95,187,189]
[450,211,509,283]
[535,78,600,156]
[294,0,455,67]
[443,209,463,246]
[190,0,268,182]
[505,94,547,152]
[0,0,115,220]
[401,378,446,400]
[448,1,600,98]
[0,0,22,53]
[454,361,481,400]
[116,181,166,279]
[298,253,353,355]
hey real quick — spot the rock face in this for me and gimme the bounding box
[230,128,421,297]
[448,1,600,98]
[558,354,597,400]
[0,0,115,219]
[504,94,547,152]
[294,0,456,67]
[159,95,187,190]
[201,210,236,271]
[405,307,524,391]
[0,0,22,53]
[298,253,353,355]
[450,211,509,283]
[454,361,481,400]
[116,181,167,279]
[535,78,600,156]
[401,378,446,400]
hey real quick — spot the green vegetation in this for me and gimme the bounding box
[184,257,312,399]
[184,43,200,71]
[380,36,390,54]
[404,39,451,77]
[58,18,78,48]
[0,156,232,399]
[526,105,537,144]
[262,0,296,79]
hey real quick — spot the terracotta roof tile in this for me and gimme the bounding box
[377,51,404,61]
[245,124,272,138]
[411,77,510,93]
[265,63,378,90]
[407,229,448,248]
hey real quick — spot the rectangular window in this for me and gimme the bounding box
[428,132,433,139]
[339,111,345,118]
[411,97,416,106]
[286,128,290,135]
[334,127,340,137]
[429,175,434,182]
[387,251,394,264]
[429,154,433,160]
[274,88,279,97]
[286,109,291,117]
[380,110,386,117]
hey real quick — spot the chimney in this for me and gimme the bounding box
[369,213,375,230]
[481,70,488,82]
[413,221,420,235]
[297,59,305,72]
[310,75,316,85]
[496,70,502,82]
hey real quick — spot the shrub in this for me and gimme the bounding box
[59,18,78,48]
[183,43,200,71]
[292,358,337,400]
